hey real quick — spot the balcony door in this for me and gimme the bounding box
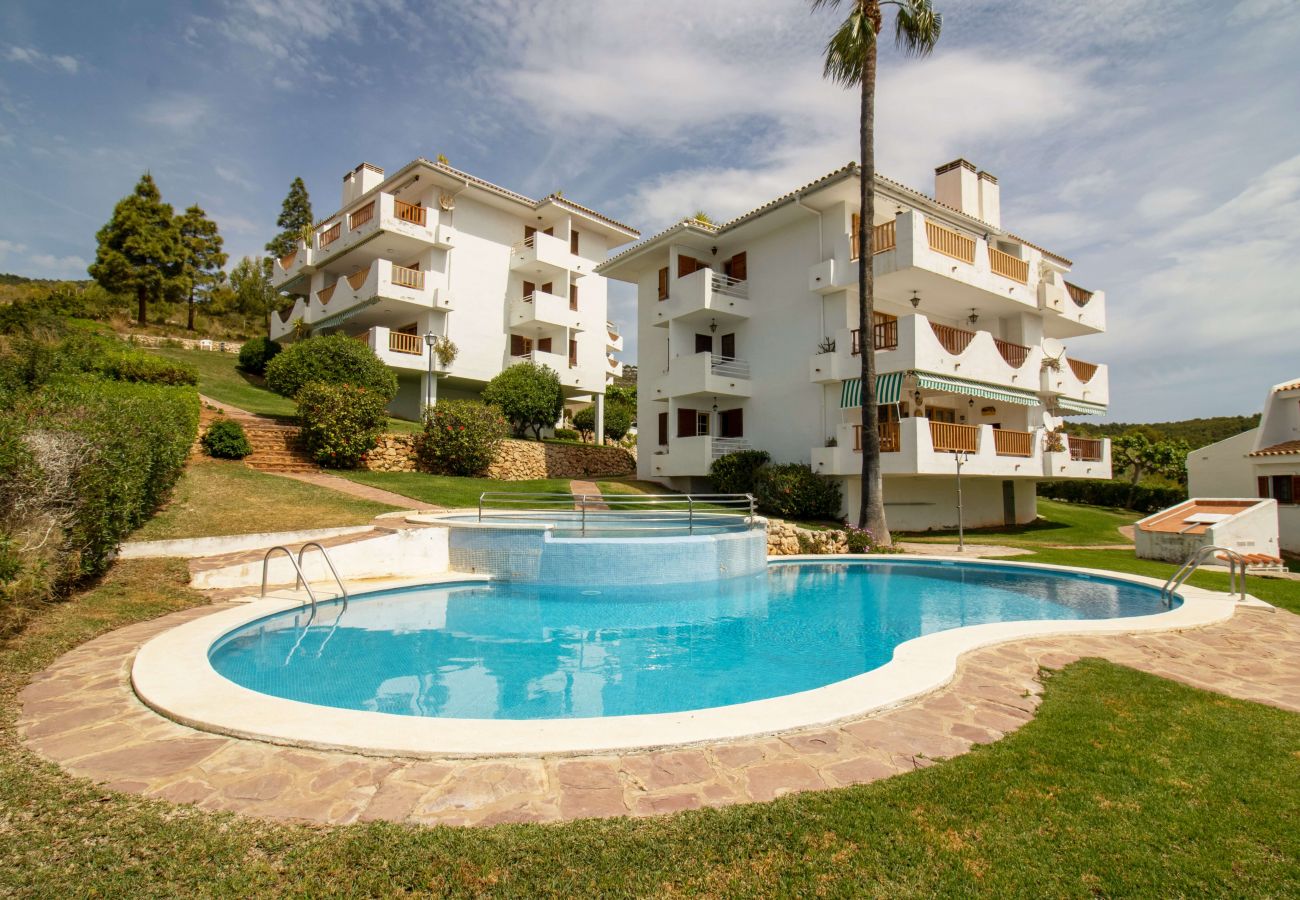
[678,255,704,278]
[568,338,578,367]
[723,252,746,281]
[537,337,552,354]
[926,406,957,424]
[719,408,743,438]
[720,332,735,360]
[695,333,713,354]
[510,334,533,356]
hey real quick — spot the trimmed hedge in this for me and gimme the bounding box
[709,450,771,496]
[237,336,281,376]
[94,351,198,386]
[754,463,842,519]
[296,382,388,469]
[415,400,509,476]
[1037,479,1186,514]
[265,333,397,400]
[201,418,252,459]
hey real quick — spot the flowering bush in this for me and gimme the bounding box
[841,523,875,553]
[753,463,840,519]
[415,400,508,476]
[295,382,387,469]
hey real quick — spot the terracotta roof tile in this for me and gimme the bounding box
[1249,440,1300,457]
[1273,380,1300,393]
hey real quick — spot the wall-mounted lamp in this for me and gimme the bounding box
[709,318,718,334]
[710,246,718,256]
[968,308,979,325]
[910,291,921,309]
[968,398,975,408]
[913,390,923,405]
[712,397,719,413]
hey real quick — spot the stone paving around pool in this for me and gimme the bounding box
[17,601,1300,827]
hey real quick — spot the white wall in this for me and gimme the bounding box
[1187,428,1259,498]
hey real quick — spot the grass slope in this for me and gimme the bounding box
[2,560,1298,895]
[130,458,397,540]
[900,498,1139,548]
[332,470,575,509]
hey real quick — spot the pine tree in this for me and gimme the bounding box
[176,205,228,331]
[266,177,313,259]
[89,173,185,326]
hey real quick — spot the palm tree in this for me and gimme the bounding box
[812,0,941,544]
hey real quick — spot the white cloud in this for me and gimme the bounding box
[0,239,87,278]
[214,165,256,192]
[1136,187,1202,221]
[5,45,80,74]
[138,95,210,131]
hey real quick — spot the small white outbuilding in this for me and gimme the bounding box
[1134,498,1281,567]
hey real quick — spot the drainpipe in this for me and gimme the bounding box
[794,192,827,446]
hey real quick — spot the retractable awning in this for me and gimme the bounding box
[310,297,380,331]
[840,371,903,408]
[913,372,1040,407]
[1054,397,1108,415]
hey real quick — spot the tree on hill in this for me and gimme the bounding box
[482,362,563,440]
[1112,432,1190,486]
[228,256,280,317]
[89,173,185,326]
[1072,414,1261,450]
[812,0,942,544]
[176,205,227,331]
[266,177,313,260]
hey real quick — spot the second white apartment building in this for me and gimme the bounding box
[598,159,1112,530]
[269,159,637,426]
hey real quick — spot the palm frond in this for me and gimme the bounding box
[809,0,843,11]
[821,6,876,87]
[894,0,942,57]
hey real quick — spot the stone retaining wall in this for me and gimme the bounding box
[123,333,244,353]
[361,435,636,481]
[766,520,849,556]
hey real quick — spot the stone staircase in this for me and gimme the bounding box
[242,422,319,473]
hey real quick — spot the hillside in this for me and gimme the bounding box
[1071,415,1261,450]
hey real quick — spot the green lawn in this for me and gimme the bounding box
[900,498,1139,548]
[146,346,422,433]
[332,470,575,509]
[2,559,1298,895]
[130,458,398,540]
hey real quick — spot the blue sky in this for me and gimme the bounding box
[2,0,1297,422]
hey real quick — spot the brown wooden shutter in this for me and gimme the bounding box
[658,412,669,445]
[568,338,578,366]
[850,214,861,261]
[720,333,735,359]
[658,266,669,300]
[677,408,696,437]
[510,334,526,356]
[725,252,747,281]
[570,230,579,254]
[694,333,713,354]
[524,225,536,240]
[544,226,554,236]
[537,337,552,353]
[720,408,743,438]
[1292,475,1300,504]
[678,255,701,278]
[541,282,553,295]
[569,284,578,311]
[1258,475,1270,498]
[523,280,535,298]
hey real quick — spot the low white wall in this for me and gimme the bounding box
[846,475,1035,532]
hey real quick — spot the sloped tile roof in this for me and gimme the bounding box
[1249,440,1300,457]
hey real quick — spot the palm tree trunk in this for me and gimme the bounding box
[136,285,148,327]
[857,3,891,545]
[187,285,196,331]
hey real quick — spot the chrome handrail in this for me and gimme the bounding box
[296,541,350,611]
[1161,544,1247,605]
[261,545,321,615]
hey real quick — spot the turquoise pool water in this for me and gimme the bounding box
[209,560,1176,720]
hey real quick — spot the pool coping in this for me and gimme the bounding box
[130,556,1246,758]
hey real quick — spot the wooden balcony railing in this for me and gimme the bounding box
[391,264,424,290]
[316,283,336,305]
[1067,358,1099,382]
[993,428,1034,457]
[930,421,979,453]
[318,222,341,249]
[988,246,1029,283]
[994,337,1031,368]
[346,265,371,290]
[394,199,426,226]
[930,321,977,355]
[279,250,297,270]
[348,201,375,230]
[852,421,901,453]
[925,220,976,264]
[388,331,423,355]
[850,319,900,355]
[1069,436,1104,462]
[849,219,898,261]
[1065,282,1094,306]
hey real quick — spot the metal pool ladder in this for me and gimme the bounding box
[260,542,351,616]
[1161,545,1247,605]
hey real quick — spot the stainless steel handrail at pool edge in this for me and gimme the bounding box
[1161,545,1247,605]
[296,541,350,612]
[260,543,351,616]
[476,491,757,537]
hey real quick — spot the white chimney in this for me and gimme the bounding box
[934,159,979,218]
[341,162,385,207]
[977,170,1000,228]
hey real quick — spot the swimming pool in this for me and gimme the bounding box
[209,559,1178,721]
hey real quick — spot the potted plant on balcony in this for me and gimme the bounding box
[1041,353,1062,371]
[816,336,836,354]
[1043,428,1065,453]
[432,335,458,369]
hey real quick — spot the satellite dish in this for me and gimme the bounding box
[438,192,456,211]
[1041,337,1065,358]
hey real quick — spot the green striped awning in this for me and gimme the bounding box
[914,372,1039,406]
[1055,397,1108,415]
[840,371,903,408]
[310,297,380,332]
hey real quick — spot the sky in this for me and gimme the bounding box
[1,0,1297,423]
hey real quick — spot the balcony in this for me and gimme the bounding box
[357,326,438,372]
[656,352,752,401]
[650,267,750,328]
[1041,354,1110,409]
[508,348,600,392]
[509,290,584,331]
[1043,435,1112,479]
[605,321,625,352]
[1036,270,1106,336]
[300,194,443,275]
[607,356,624,379]
[269,259,442,341]
[647,435,753,478]
[811,417,1047,478]
[271,245,316,291]
[510,231,579,281]
[809,221,896,293]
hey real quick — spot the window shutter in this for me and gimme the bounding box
[542,282,553,295]
[850,214,861,261]
[537,337,552,353]
[694,333,713,354]
[726,252,747,281]
[677,408,696,437]
[570,230,579,254]
[510,334,526,356]
[523,280,535,298]
[1258,475,1270,498]
[569,284,578,311]
[720,333,735,359]
[658,266,669,300]
[568,338,578,366]
[544,227,554,236]
[524,225,536,240]
[658,412,669,445]
[1291,475,1300,504]
[678,255,701,278]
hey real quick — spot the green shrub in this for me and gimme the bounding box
[1037,479,1185,513]
[572,406,596,442]
[265,333,397,400]
[237,336,281,376]
[95,351,198,386]
[554,428,580,442]
[482,361,563,440]
[201,418,252,459]
[754,463,841,519]
[295,382,388,469]
[709,449,771,495]
[603,403,633,441]
[415,400,509,476]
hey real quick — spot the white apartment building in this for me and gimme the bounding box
[598,160,1113,531]
[1188,377,1300,553]
[269,160,637,429]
